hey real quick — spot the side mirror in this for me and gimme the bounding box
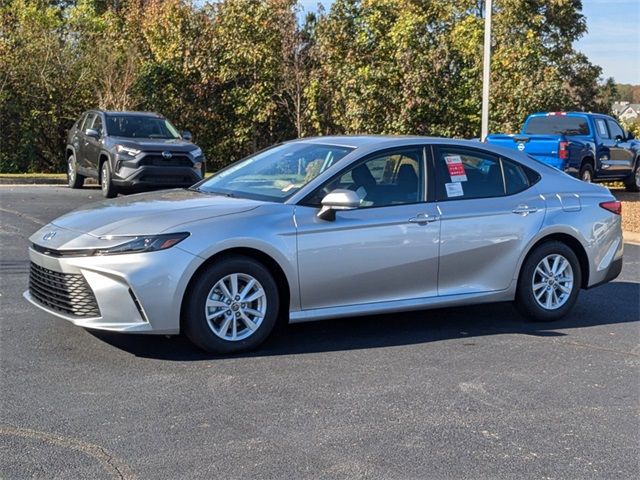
[317,189,360,221]
[85,128,99,139]
[182,131,193,141]
[615,134,624,143]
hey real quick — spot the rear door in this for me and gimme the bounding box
[433,145,545,296]
[295,146,441,310]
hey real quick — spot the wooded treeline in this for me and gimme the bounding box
[0,0,619,172]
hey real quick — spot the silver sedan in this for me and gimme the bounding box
[25,136,624,353]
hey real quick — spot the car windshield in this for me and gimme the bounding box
[105,115,181,139]
[524,116,590,136]
[195,143,354,202]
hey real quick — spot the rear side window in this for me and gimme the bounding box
[524,116,590,136]
[436,149,504,200]
[435,148,534,200]
[595,119,610,138]
[502,159,530,195]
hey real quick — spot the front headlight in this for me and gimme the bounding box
[93,232,190,255]
[117,145,141,156]
[190,147,203,158]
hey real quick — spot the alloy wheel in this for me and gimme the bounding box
[204,273,267,341]
[531,254,574,310]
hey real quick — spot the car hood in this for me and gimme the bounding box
[110,137,197,152]
[31,190,261,248]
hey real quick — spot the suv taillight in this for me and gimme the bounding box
[559,141,569,160]
[599,201,622,215]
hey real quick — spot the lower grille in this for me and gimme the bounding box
[139,155,193,167]
[29,262,100,317]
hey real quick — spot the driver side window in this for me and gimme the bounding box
[309,148,425,208]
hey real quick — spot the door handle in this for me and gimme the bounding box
[512,205,538,216]
[408,213,439,225]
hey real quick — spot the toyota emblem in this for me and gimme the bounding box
[162,151,173,159]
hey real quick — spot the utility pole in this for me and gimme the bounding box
[481,0,493,141]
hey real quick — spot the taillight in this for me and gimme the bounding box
[599,201,622,215]
[559,141,569,160]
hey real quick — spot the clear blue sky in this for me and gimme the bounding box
[298,0,640,85]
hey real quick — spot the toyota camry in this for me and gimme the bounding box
[25,136,623,353]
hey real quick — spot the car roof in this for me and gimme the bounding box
[291,135,491,150]
[285,135,558,175]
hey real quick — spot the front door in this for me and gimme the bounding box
[433,145,545,296]
[295,147,440,310]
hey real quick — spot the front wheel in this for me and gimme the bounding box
[100,161,118,198]
[183,256,280,354]
[515,241,581,322]
[67,155,85,189]
[624,159,640,192]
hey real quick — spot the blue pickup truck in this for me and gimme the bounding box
[485,112,639,192]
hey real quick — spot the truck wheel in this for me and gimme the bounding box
[624,159,640,193]
[100,161,118,198]
[579,163,593,183]
[67,154,85,189]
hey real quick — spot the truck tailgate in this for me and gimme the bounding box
[485,134,563,167]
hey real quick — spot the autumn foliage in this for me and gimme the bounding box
[0,0,619,172]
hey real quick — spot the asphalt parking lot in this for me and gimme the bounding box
[1,186,639,480]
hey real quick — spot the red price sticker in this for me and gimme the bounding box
[445,155,467,182]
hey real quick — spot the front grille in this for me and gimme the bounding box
[29,263,100,317]
[138,154,193,167]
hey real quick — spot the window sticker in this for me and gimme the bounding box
[445,182,464,198]
[445,155,467,182]
[596,119,608,137]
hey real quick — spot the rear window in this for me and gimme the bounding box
[524,116,590,136]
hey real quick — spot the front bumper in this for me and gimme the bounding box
[24,245,201,334]
[113,165,202,189]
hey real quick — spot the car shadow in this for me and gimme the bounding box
[89,281,639,361]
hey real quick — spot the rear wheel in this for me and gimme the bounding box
[624,158,640,192]
[100,161,118,198]
[515,241,581,322]
[579,163,593,183]
[67,154,85,189]
[183,256,279,354]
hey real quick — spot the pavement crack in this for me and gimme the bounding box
[0,424,137,480]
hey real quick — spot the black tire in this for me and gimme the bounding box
[623,158,640,193]
[67,154,85,189]
[100,161,118,198]
[579,162,594,183]
[515,241,582,322]
[183,256,280,354]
